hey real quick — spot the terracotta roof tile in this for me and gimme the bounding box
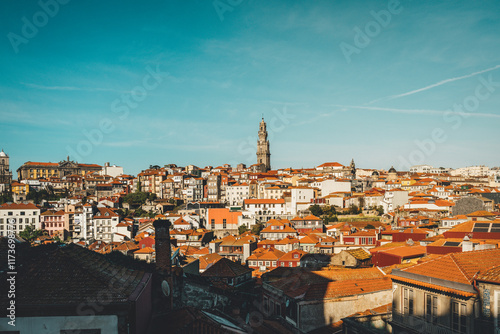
[201,258,252,278]
[399,248,500,285]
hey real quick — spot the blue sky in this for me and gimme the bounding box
[1,0,500,176]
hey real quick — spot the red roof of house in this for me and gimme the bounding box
[0,203,39,210]
[396,248,500,286]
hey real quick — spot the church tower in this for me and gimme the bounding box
[256,118,271,172]
[0,149,12,185]
[350,158,356,179]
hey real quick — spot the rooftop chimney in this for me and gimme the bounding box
[153,219,173,311]
[154,219,172,275]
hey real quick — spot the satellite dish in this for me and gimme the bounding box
[161,280,170,297]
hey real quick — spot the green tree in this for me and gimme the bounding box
[376,205,384,216]
[348,205,360,215]
[251,223,264,236]
[322,205,337,216]
[19,225,45,242]
[323,215,338,223]
[123,192,150,206]
[26,187,61,204]
[0,192,13,204]
[238,225,249,235]
[309,204,323,217]
[133,208,147,217]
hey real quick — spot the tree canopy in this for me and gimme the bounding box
[123,191,157,206]
[26,187,62,204]
[0,192,13,205]
[19,225,45,242]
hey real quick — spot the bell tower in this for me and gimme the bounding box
[256,118,271,171]
[0,149,12,185]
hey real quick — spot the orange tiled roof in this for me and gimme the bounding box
[377,245,427,258]
[24,161,58,166]
[467,210,496,217]
[134,247,155,254]
[261,224,297,234]
[388,274,476,297]
[248,248,285,261]
[0,203,39,210]
[302,214,321,220]
[199,253,223,270]
[279,249,307,261]
[398,248,500,285]
[476,265,500,284]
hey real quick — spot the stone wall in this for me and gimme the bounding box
[452,197,485,216]
[181,279,230,310]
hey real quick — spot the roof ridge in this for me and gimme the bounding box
[449,253,473,283]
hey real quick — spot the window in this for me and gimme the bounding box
[286,299,298,322]
[211,219,215,229]
[223,219,227,229]
[426,294,438,324]
[20,212,25,216]
[8,212,12,216]
[452,301,467,333]
[403,288,414,315]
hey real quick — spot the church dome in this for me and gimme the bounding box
[0,149,7,158]
[388,166,397,173]
[371,170,379,176]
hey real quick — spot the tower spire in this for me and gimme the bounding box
[256,118,271,172]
